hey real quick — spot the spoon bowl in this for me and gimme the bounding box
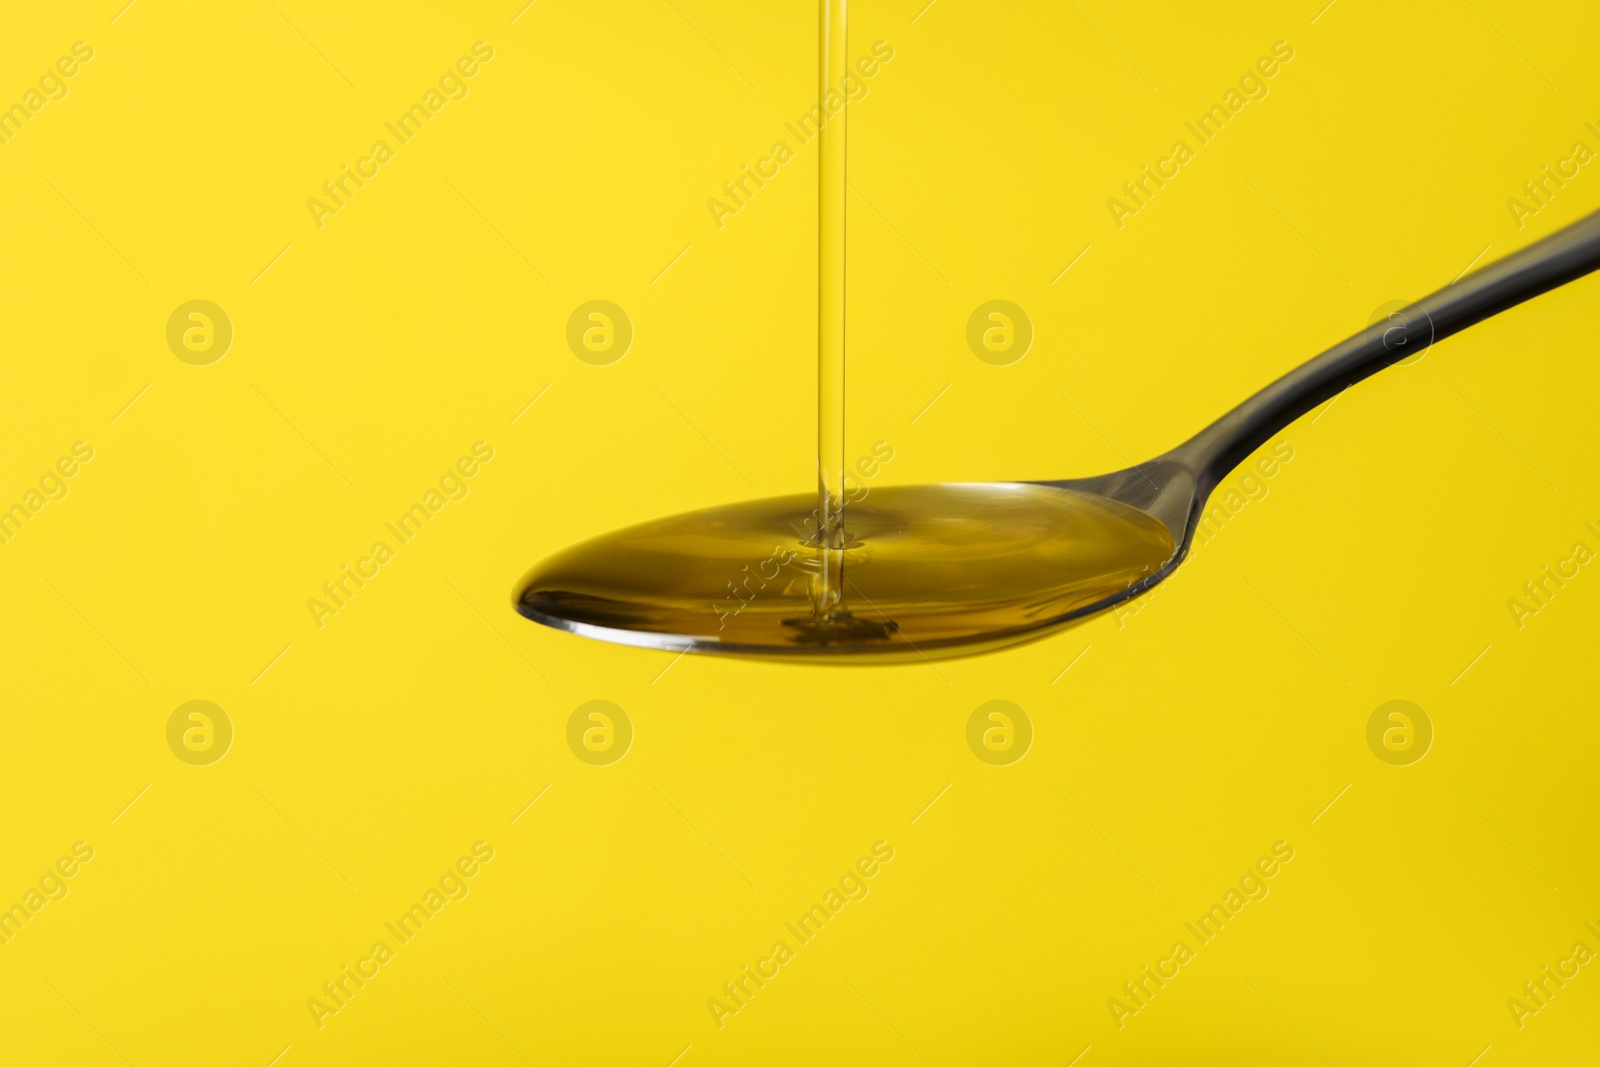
[516,483,1175,661]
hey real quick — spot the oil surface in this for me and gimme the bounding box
[516,484,1176,659]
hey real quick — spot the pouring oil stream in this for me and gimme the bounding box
[813,0,849,621]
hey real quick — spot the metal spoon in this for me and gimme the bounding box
[515,209,1600,661]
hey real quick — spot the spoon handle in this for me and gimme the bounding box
[1171,208,1600,501]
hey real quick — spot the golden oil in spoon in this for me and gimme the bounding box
[515,0,1176,660]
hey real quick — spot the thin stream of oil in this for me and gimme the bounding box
[813,0,849,621]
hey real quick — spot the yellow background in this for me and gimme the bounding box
[3,1,1598,1063]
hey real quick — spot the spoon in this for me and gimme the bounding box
[514,209,1600,662]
